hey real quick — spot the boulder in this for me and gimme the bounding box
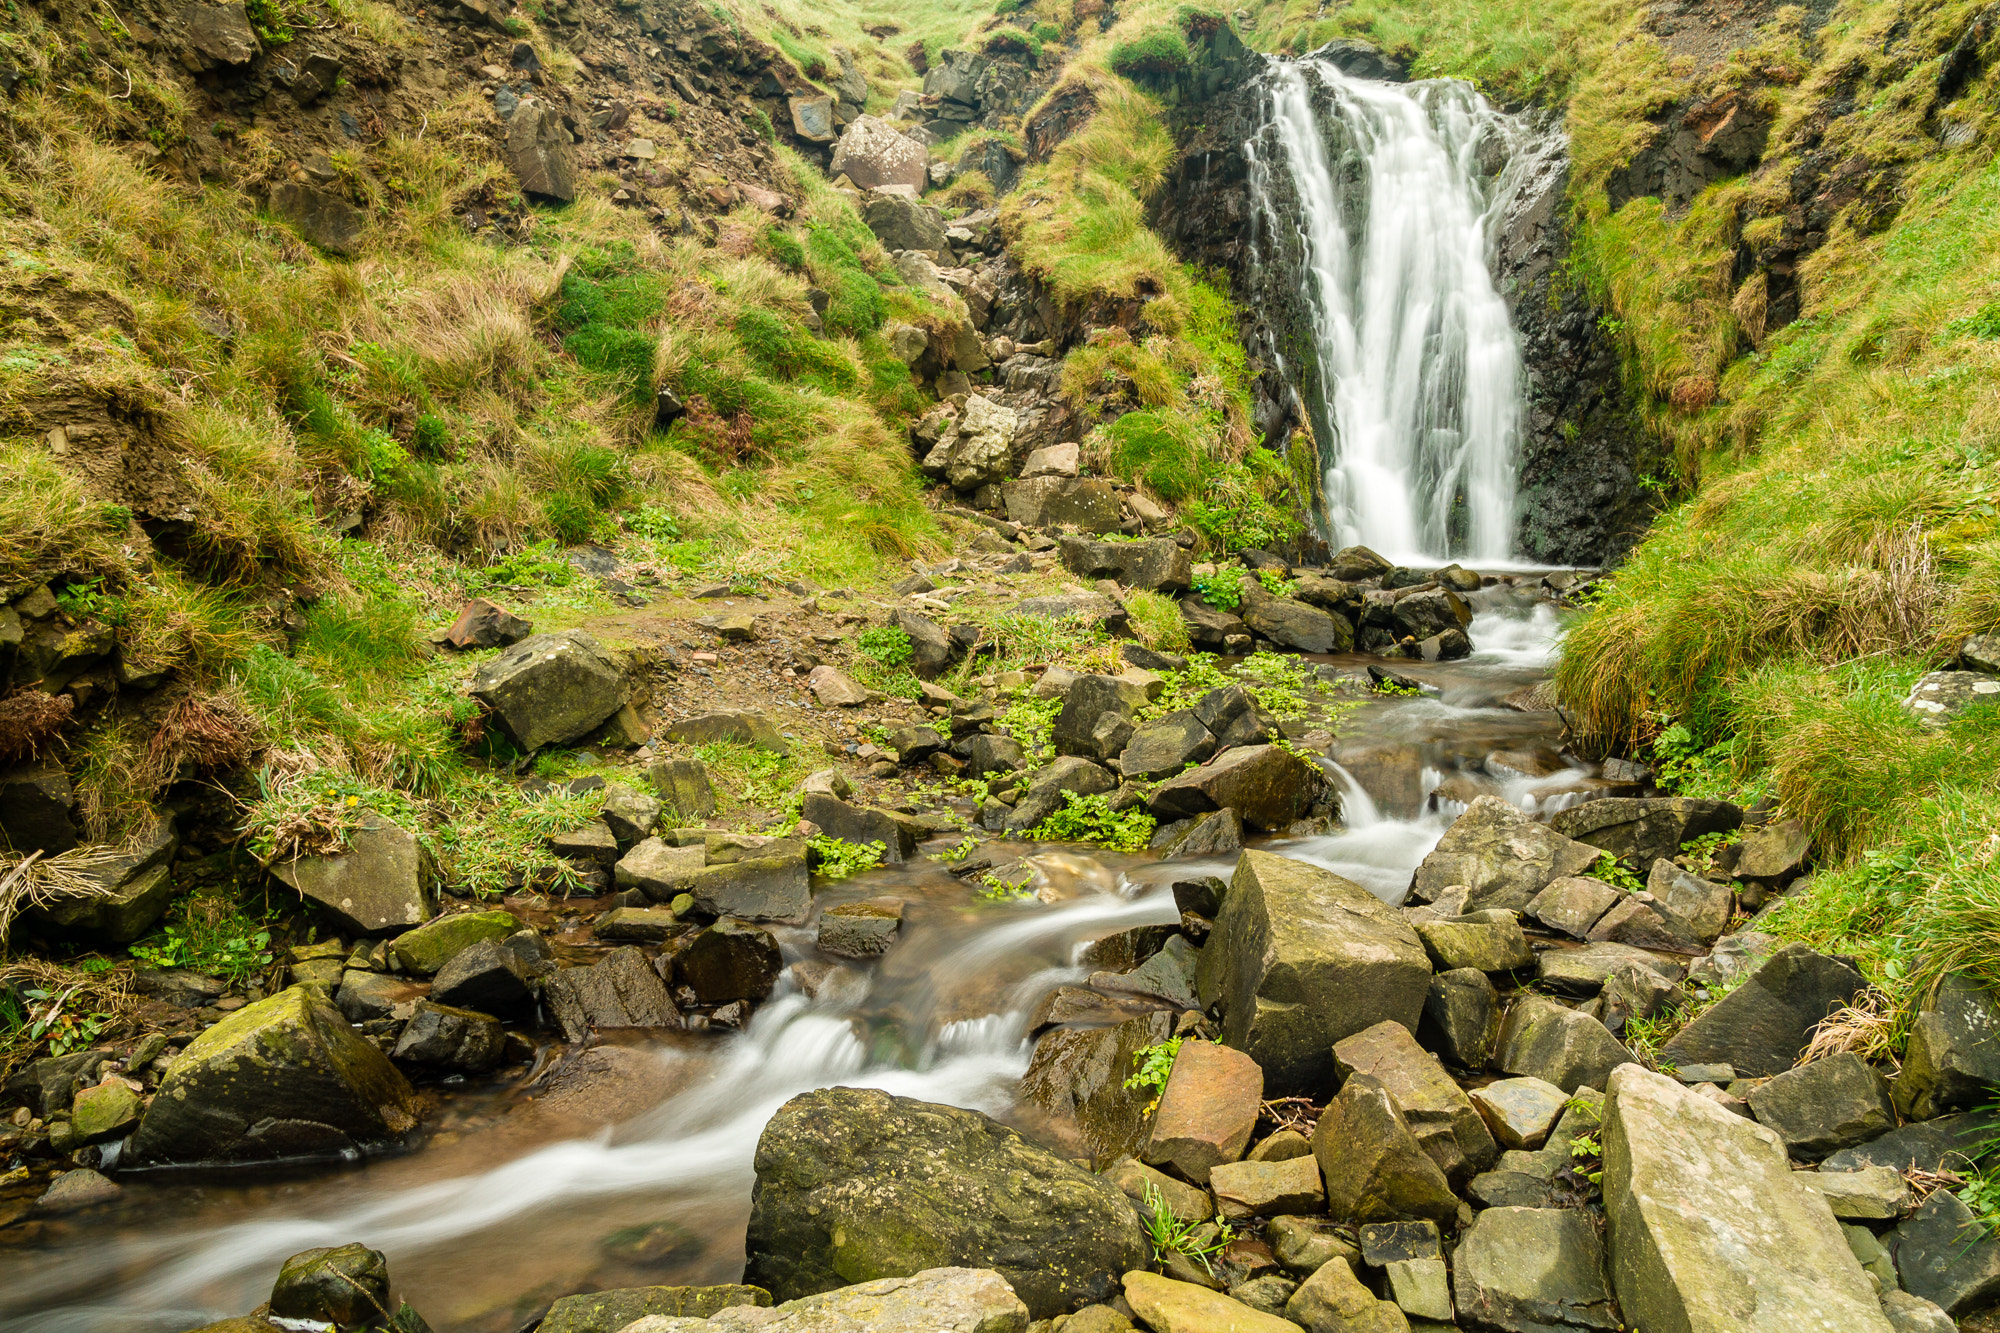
[1180,598,1250,650]
[1527,875,1623,939]
[1879,1290,1960,1333]
[186,3,259,66]
[1022,442,1079,478]
[1469,1077,1569,1151]
[1193,684,1281,749]
[788,95,836,142]
[1311,1071,1459,1224]
[29,824,179,944]
[1058,536,1193,594]
[1901,670,2000,728]
[35,1168,121,1211]
[1002,477,1124,533]
[744,1088,1148,1318]
[505,98,576,201]
[1125,1273,1300,1333]
[1149,745,1321,832]
[391,909,519,974]
[550,822,619,869]
[430,936,534,1015]
[1330,545,1392,581]
[664,709,788,753]
[1452,1207,1620,1332]
[957,733,1026,778]
[1196,851,1430,1096]
[543,948,680,1042]
[1494,996,1633,1093]
[1586,893,1704,953]
[1020,1010,1176,1164]
[130,985,421,1164]
[601,785,664,846]
[1106,1157,1213,1224]
[805,665,869,707]
[1411,797,1599,912]
[686,854,811,923]
[1600,1065,1891,1333]
[1686,929,1782,990]
[69,1080,140,1144]
[1334,1020,1496,1185]
[675,920,783,1004]
[893,611,956,679]
[1659,943,1867,1076]
[390,1000,506,1072]
[1116,712,1216,781]
[470,631,628,752]
[817,899,903,958]
[650,757,720,818]
[1388,589,1470,641]
[1730,817,1811,880]
[929,394,1019,492]
[1210,1155,1324,1221]
[1548,797,1742,868]
[1744,1053,1895,1159]
[801,793,920,861]
[1003,756,1118,834]
[1795,1164,1911,1220]
[1891,1190,2000,1316]
[0,759,80,854]
[617,838,707,900]
[594,906,685,943]
[1154,808,1244,859]
[831,115,930,192]
[335,969,419,1024]
[272,812,435,935]
[615,1269,1028,1333]
[1420,967,1498,1068]
[1646,860,1732,943]
[1142,1040,1262,1184]
[1412,911,1535,973]
[1894,972,2000,1120]
[1052,674,1141,762]
[271,1244,390,1328]
[1242,598,1352,654]
[1538,942,1681,997]
[538,1284,770,1333]
[445,598,532,650]
[1824,1108,2000,1174]
[270,182,365,255]
[1282,1259,1408,1332]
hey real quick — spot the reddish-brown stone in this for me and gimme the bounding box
[1142,1040,1263,1184]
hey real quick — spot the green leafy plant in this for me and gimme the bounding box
[1581,851,1646,893]
[55,577,127,625]
[1679,828,1743,875]
[1192,566,1244,611]
[1138,1181,1236,1276]
[997,693,1063,763]
[978,867,1036,901]
[1255,568,1296,598]
[627,506,683,541]
[939,835,980,862]
[1124,1036,1183,1095]
[1569,1132,1605,1186]
[1237,651,1318,720]
[1029,790,1156,851]
[129,892,276,983]
[857,625,914,668]
[474,539,577,588]
[808,835,886,880]
[1372,676,1422,697]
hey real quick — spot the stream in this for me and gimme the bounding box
[0,596,1593,1333]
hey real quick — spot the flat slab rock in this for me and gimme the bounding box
[615,1269,1028,1333]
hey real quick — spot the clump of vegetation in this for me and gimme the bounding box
[807,835,886,879]
[128,892,276,983]
[1029,790,1156,850]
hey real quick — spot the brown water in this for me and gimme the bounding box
[0,585,1588,1333]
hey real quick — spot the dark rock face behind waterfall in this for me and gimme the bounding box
[1155,47,1660,568]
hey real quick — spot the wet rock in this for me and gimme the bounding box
[650,757,720,819]
[444,597,532,649]
[1660,943,1867,1077]
[1334,1019,1497,1186]
[744,1087,1147,1318]
[1149,745,1321,832]
[1528,876,1621,938]
[273,811,436,935]
[675,920,783,1004]
[1549,797,1742,868]
[1060,536,1193,593]
[1388,589,1471,642]
[130,984,421,1164]
[1265,1216,1360,1279]
[538,1284,770,1333]
[1495,996,1633,1093]
[816,898,903,958]
[1413,910,1535,973]
[665,710,788,753]
[1197,850,1430,1096]
[1019,1010,1175,1164]
[1453,1207,1619,1332]
[1091,935,1199,1009]
[1585,958,1682,1036]
[1744,1053,1895,1159]
[1796,1164,1911,1220]
[1312,1071,1458,1224]
[1894,971,2000,1120]
[1124,1272,1298,1333]
[1154,807,1243,859]
[1412,796,1600,912]
[69,1079,140,1144]
[1211,1155,1324,1220]
[1193,684,1281,749]
[543,948,680,1042]
[594,906,686,943]
[1281,1258,1408,1332]
[1382,1256,1451,1322]
[1469,1076,1569,1151]
[36,1167,121,1212]
[831,115,929,191]
[686,854,811,923]
[336,968,418,1023]
[1180,598,1250,650]
[1002,756,1118,834]
[803,793,921,861]
[1243,597,1352,654]
[470,631,627,752]
[392,910,519,975]
[1601,1065,1890,1333]
[1142,1040,1262,1184]
[430,937,533,1015]
[1421,966,1498,1068]
[618,1269,1028,1333]
[1646,860,1732,943]
[506,98,576,201]
[1891,1190,2000,1316]
[390,1000,506,1072]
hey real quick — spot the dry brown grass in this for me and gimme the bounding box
[140,693,260,792]
[1800,986,1900,1067]
[0,846,128,946]
[0,690,74,766]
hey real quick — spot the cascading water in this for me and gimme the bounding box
[1248,56,1553,564]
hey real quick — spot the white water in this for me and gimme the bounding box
[1253,57,1548,564]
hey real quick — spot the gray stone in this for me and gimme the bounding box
[1193,684,1281,749]
[32,830,178,944]
[893,611,955,680]
[391,909,521,974]
[1601,1065,1891,1333]
[444,597,531,650]
[1243,597,1352,654]
[1586,892,1705,953]
[1685,930,1781,990]
[0,759,80,855]
[685,854,811,923]
[1059,536,1193,593]
[1106,1156,1214,1224]
[1412,797,1600,911]
[1796,1165,1912,1220]
[816,899,902,958]
[1117,711,1216,781]
[1149,744,1322,832]
[1879,1290,1958,1333]
[1413,910,1536,973]
[1266,1216,1361,1278]
[1902,669,2000,727]
[186,2,259,67]
[1538,942,1680,997]
[650,757,720,818]
[543,948,679,1042]
[1469,1077,1570,1151]
[1549,796,1742,868]
[1282,1258,1408,1332]
[1197,850,1431,1096]
[506,98,577,201]
[1660,943,1868,1077]
[1052,674,1140,762]
[600,784,664,847]
[958,733,1026,778]
[744,1088,1147,1318]
[538,1283,769,1333]
[36,1168,121,1212]
[1894,971,2000,1120]
[1647,859,1733,943]
[1383,1257,1452,1322]
[1002,756,1117,834]
[1019,1011,1175,1165]
[789,94,836,142]
[470,631,627,752]
[1001,477,1124,534]
[1892,1189,2000,1316]
[130,985,421,1165]
[674,920,782,1004]
[1824,1109,2000,1174]
[802,792,920,861]
[664,709,788,753]
[549,821,618,869]
[617,838,707,900]
[1155,807,1243,859]
[270,182,365,255]
[1421,966,1498,1068]
[1495,996,1634,1093]
[1311,1072,1459,1224]
[1210,1155,1324,1220]
[1333,1019,1496,1186]
[390,1000,506,1072]
[594,906,686,943]
[430,936,533,1015]
[1453,1206,1619,1331]
[617,1269,1027,1333]
[1745,1053,1896,1159]
[831,115,929,192]
[1527,876,1622,939]
[272,812,435,935]
[335,968,418,1023]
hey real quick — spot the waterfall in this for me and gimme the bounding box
[1248,55,1548,565]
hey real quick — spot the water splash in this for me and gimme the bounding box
[1251,57,1551,563]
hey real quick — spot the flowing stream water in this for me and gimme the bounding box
[0,65,1589,1333]
[1248,56,1555,565]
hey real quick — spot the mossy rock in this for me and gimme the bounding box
[390,910,520,975]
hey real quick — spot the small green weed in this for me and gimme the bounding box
[129,892,276,983]
[1030,790,1156,851]
[858,625,914,668]
[978,866,1036,901]
[1581,852,1646,893]
[1192,566,1244,611]
[1124,1036,1183,1095]
[809,835,885,880]
[1139,1181,1235,1276]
